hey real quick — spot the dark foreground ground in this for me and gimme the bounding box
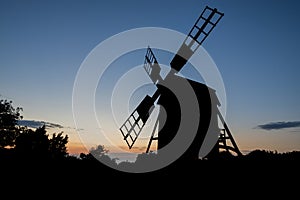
[1,150,299,197]
[3,150,300,179]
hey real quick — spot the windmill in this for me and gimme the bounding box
[119,6,242,160]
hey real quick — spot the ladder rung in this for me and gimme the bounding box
[129,134,134,142]
[132,114,137,122]
[205,6,224,16]
[189,35,202,45]
[125,140,130,148]
[202,31,208,36]
[219,137,230,141]
[194,25,200,30]
[194,23,214,31]
[190,26,215,37]
[124,124,129,132]
[200,16,207,21]
[205,6,214,12]
[120,128,126,138]
[199,17,216,26]
[208,21,216,26]
[132,129,137,137]
[128,119,133,127]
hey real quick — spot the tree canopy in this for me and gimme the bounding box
[0,99,23,148]
[0,99,69,161]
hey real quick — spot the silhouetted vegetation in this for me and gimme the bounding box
[0,99,70,162]
[79,144,119,167]
[0,99,23,148]
[14,125,69,161]
[241,149,300,161]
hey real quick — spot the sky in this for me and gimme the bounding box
[1,0,300,159]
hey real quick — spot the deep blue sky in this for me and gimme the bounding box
[1,0,300,154]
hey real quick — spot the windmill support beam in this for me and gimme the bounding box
[217,109,243,156]
[146,117,159,153]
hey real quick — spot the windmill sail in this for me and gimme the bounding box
[119,95,155,149]
[170,6,224,72]
[144,46,162,84]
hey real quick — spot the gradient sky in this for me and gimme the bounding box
[1,0,300,157]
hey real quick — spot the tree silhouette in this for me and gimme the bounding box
[0,98,69,161]
[49,131,69,160]
[0,99,23,148]
[14,125,69,161]
[80,144,118,166]
[15,125,49,160]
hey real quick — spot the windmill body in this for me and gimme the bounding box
[156,74,220,160]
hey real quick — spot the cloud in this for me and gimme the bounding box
[256,121,300,130]
[17,120,64,129]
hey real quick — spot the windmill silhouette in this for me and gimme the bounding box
[119,6,242,160]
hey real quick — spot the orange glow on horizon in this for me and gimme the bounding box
[67,142,89,155]
[66,141,157,155]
